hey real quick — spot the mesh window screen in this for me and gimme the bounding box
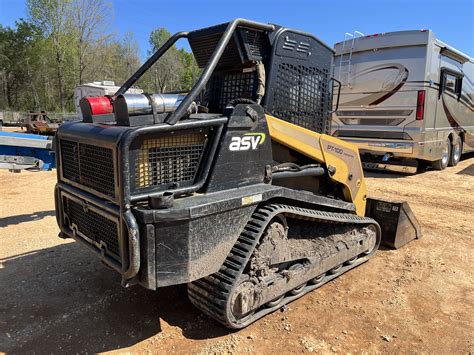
[265,30,333,134]
[208,70,257,112]
[271,63,330,133]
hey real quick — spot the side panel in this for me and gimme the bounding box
[264,28,334,135]
[204,105,273,192]
[434,50,474,152]
[154,205,255,287]
[463,61,474,151]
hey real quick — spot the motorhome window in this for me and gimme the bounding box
[441,71,462,99]
[445,74,457,92]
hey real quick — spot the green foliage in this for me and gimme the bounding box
[0,20,44,110]
[0,2,199,112]
[139,27,200,93]
[179,48,201,91]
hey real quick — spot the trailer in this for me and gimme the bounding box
[0,131,55,172]
[332,30,474,173]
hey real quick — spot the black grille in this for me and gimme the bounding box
[188,24,270,68]
[240,29,269,61]
[188,24,241,68]
[135,130,209,190]
[64,197,120,259]
[209,70,257,112]
[271,63,331,134]
[60,140,115,198]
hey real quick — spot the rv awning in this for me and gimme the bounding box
[440,47,470,64]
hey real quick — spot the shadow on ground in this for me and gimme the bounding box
[0,242,230,353]
[460,151,474,161]
[0,210,56,228]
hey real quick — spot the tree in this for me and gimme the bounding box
[179,48,200,91]
[146,28,183,93]
[141,28,200,94]
[90,34,141,86]
[121,32,141,81]
[27,0,74,112]
[1,2,205,112]
[71,0,112,84]
[0,21,43,110]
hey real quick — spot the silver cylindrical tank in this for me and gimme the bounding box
[117,93,150,116]
[149,93,186,113]
[115,93,186,117]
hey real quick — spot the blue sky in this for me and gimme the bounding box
[1,0,473,60]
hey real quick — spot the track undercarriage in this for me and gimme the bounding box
[188,204,381,329]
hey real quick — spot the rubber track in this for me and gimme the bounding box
[188,204,381,329]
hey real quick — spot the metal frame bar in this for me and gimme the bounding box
[329,77,342,114]
[118,117,228,205]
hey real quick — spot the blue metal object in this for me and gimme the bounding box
[0,132,52,140]
[0,131,56,171]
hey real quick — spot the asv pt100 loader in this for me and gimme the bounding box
[55,19,420,328]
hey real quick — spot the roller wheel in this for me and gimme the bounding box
[289,264,306,295]
[266,295,285,308]
[229,275,256,325]
[328,264,343,275]
[345,256,358,265]
[310,273,326,285]
[363,225,379,256]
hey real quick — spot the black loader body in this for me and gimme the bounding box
[55,19,420,328]
[55,102,355,289]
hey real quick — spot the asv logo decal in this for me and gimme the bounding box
[229,133,266,151]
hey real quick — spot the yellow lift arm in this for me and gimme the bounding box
[266,115,367,216]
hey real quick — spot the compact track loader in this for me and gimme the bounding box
[55,19,420,328]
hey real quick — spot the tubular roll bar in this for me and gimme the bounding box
[114,18,275,125]
[166,19,275,125]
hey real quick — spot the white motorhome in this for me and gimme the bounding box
[332,30,473,172]
[74,81,143,118]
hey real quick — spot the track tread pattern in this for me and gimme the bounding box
[188,204,380,328]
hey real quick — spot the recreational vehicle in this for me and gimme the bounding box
[332,30,473,173]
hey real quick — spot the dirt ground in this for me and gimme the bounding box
[0,150,473,353]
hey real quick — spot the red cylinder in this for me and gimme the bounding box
[86,96,114,115]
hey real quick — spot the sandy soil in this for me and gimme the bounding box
[0,155,473,354]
